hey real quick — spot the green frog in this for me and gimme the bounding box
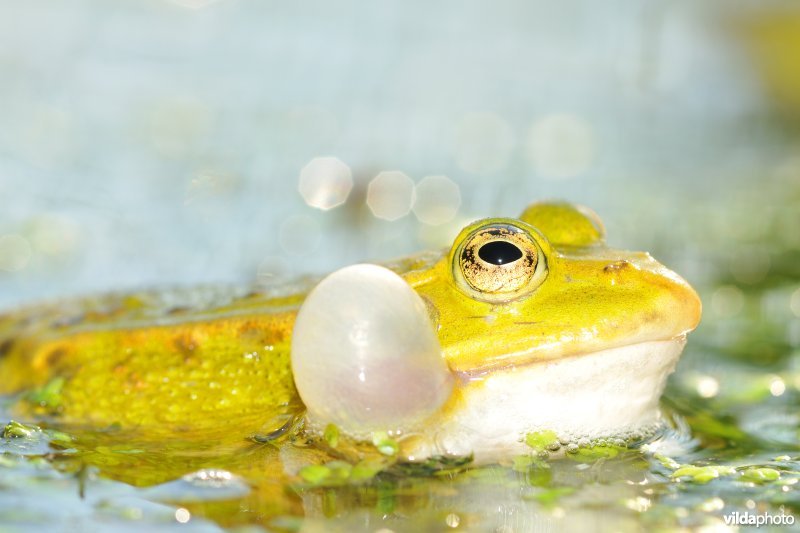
[0,201,701,464]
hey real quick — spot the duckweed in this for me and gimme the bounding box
[349,457,387,482]
[524,430,559,453]
[740,467,781,483]
[297,458,388,488]
[565,444,623,462]
[323,423,339,448]
[371,431,399,456]
[653,453,681,471]
[671,465,737,484]
[2,420,40,439]
[298,464,332,485]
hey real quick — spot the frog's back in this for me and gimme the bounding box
[0,282,313,434]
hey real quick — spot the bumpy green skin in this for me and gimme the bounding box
[0,288,300,436]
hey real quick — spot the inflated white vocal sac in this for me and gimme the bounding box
[291,264,454,437]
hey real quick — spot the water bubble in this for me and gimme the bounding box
[699,497,725,512]
[525,113,595,179]
[625,496,652,512]
[298,157,353,211]
[182,469,237,487]
[143,469,250,502]
[291,265,452,436]
[696,376,720,398]
[366,171,415,221]
[566,443,579,453]
[445,513,460,528]
[0,234,32,272]
[174,508,191,523]
[769,377,786,397]
[412,175,461,226]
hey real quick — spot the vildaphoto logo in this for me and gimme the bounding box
[723,508,795,527]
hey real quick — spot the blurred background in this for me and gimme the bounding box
[0,0,798,317]
[3,2,800,529]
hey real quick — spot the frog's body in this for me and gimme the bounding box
[0,202,700,463]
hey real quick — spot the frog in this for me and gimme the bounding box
[0,201,701,464]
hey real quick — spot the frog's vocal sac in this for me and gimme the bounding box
[0,202,701,463]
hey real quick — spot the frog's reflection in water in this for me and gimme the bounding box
[47,419,690,532]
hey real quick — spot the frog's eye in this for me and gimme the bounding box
[452,223,548,303]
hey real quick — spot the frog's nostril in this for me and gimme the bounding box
[603,260,631,273]
[478,241,523,265]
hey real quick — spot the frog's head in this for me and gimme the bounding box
[292,201,701,461]
[410,201,701,374]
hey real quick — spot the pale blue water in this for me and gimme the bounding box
[1,1,799,531]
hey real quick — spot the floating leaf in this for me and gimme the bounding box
[671,465,736,484]
[2,420,40,440]
[298,464,331,485]
[653,453,681,471]
[371,432,399,456]
[323,424,339,448]
[740,467,780,483]
[524,431,559,453]
[566,445,620,462]
[350,458,387,483]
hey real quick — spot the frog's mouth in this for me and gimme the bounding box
[422,338,686,463]
[456,333,689,379]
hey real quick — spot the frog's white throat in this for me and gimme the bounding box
[407,338,686,464]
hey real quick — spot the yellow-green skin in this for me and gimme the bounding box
[0,202,701,444]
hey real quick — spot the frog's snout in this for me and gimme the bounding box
[671,276,702,338]
[608,255,703,341]
[290,264,454,438]
[642,262,703,340]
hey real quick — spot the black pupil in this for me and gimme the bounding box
[478,241,523,265]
